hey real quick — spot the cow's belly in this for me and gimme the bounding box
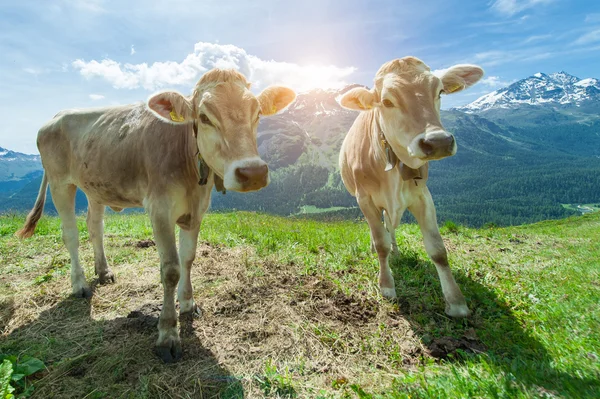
[71,150,147,208]
[79,180,144,208]
[371,178,418,228]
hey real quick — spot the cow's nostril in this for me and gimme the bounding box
[235,168,250,183]
[419,139,434,156]
[447,135,455,148]
[235,165,269,184]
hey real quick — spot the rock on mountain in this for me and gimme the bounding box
[457,72,600,113]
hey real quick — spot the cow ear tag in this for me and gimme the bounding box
[445,84,462,94]
[169,110,185,122]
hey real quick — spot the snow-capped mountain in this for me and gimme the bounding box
[0,147,42,182]
[0,147,40,163]
[457,72,600,113]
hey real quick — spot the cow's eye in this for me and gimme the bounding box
[199,114,213,127]
[438,90,445,98]
[382,99,394,108]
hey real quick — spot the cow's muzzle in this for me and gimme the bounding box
[223,157,270,192]
[235,164,269,192]
[409,131,457,160]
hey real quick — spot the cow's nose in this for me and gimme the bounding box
[235,164,269,188]
[418,133,454,156]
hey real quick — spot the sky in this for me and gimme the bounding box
[1,0,599,154]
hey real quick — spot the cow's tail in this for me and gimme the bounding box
[15,172,48,239]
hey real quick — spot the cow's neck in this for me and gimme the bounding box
[372,112,424,182]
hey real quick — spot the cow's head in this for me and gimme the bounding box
[339,57,483,169]
[147,69,296,192]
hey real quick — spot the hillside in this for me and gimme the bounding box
[1,212,599,398]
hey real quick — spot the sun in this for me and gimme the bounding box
[278,64,358,92]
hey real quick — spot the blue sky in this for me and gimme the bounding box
[1,0,599,154]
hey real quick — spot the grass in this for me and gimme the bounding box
[0,211,599,398]
[297,205,356,215]
[561,203,600,213]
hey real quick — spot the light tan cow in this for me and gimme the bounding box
[16,69,296,362]
[338,56,483,317]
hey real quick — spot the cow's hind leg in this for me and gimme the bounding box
[51,183,91,298]
[409,187,470,318]
[358,196,396,299]
[149,207,182,363]
[86,199,114,284]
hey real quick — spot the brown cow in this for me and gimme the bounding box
[16,69,296,362]
[338,57,483,317]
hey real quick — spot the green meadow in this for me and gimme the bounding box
[1,211,599,398]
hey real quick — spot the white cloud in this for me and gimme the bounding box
[490,0,554,16]
[585,13,600,23]
[61,0,105,13]
[23,68,42,75]
[574,29,600,46]
[89,94,105,100]
[130,45,136,55]
[72,42,357,92]
[522,34,551,44]
[481,76,512,88]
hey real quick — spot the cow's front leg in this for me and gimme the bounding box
[383,210,399,255]
[150,211,182,363]
[178,185,211,317]
[409,187,470,318]
[177,221,200,316]
[358,195,396,299]
[51,183,91,298]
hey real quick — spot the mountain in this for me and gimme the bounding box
[2,76,599,227]
[457,72,600,113]
[0,147,42,182]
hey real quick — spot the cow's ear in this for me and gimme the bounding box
[440,65,484,94]
[147,91,194,124]
[258,86,296,116]
[338,87,376,111]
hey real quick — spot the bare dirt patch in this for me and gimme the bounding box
[131,239,156,248]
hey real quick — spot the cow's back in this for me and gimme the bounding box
[37,103,198,208]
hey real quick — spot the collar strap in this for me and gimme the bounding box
[193,121,226,194]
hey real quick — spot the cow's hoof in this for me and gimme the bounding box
[445,303,471,318]
[155,338,182,363]
[72,286,92,299]
[99,270,115,284]
[380,287,397,300]
[180,303,202,319]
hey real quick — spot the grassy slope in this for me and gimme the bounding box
[0,212,599,398]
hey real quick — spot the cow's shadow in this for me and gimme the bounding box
[389,249,599,398]
[0,282,244,399]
